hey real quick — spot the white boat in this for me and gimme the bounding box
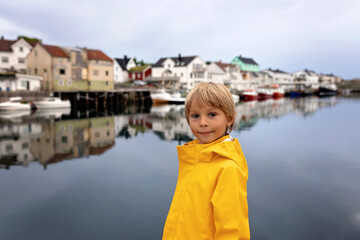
[33,97,71,109]
[151,89,185,104]
[0,97,36,111]
[232,94,240,103]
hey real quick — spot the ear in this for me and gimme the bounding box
[226,118,234,127]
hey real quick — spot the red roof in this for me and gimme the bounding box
[215,61,237,71]
[0,39,16,52]
[42,44,69,58]
[84,49,112,62]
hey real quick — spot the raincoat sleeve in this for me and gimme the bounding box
[211,163,250,240]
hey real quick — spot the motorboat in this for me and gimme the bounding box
[33,97,71,109]
[257,87,274,100]
[0,97,36,111]
[271,85,285,98]
[151,89,185,105]
[232,94,240,103]
[316,84,338,97]
[242,89,258,101]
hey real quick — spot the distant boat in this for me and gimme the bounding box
[242,89,258,101]
[232,94,240,103]
[151,89,185,105]
[0,97,36,111]
[317,84,338,97]
[33,97,71,109]
[271,85,285,98]
[257,87,274,100]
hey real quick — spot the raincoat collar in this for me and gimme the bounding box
[177,135,244,168]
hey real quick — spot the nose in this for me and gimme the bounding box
[199,117,208,127]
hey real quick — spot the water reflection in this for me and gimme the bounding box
[0,97,337,170]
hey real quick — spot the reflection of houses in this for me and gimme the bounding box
[151,54,206,89]
[114,56,136,83]
[0,121,42,169]
[1,116,116,170]
[0,36,37,73]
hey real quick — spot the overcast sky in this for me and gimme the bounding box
[1,0,359,79]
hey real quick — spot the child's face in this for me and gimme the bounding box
[188,98,234,144]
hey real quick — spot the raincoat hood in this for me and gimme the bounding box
[177,135,248,180]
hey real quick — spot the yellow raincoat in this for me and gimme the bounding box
[163,135,250,240]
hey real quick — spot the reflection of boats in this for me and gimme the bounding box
[33,108,71,118]
[34,97,71,109]
[316,84,338,97]
[151,89,185,104]
[290,90,303,98]
[0,97,36,111]
[242,89,258,101]
[271,85,285,98]
[0,110,33,120]
[257,87,273,100]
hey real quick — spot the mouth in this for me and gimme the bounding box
[198,131,213,135]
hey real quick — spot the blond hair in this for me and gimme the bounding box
[185,82,236,132]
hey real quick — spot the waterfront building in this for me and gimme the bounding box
[292,69,319,89]
[128,65,152,81]
[0,36,36,73]
[206,62,226,84]
[214,62,247,91]
[26,43,114,91]
[0,73,42,91]
[231,55,260,73]
[151,54,206,89]
[319,73,342,84]
[262,68,294,90]
[114,56,136,83]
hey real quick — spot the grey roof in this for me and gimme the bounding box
[115,58,131,71]
[237,55,259,65]
[153,56,197,68]
[267,68,288,74]
[304,69,317,76]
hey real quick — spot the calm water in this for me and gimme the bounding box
[0,97,359,240]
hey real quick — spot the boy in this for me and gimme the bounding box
[163,82,250,239]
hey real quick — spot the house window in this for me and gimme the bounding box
[105,70,109,76]
[19,46,23,52]
[105,81,109,85]
[59,69,65,75]
[1,57,9,63]
[93,70,99,76]
[18,57,25,64]
[168,64,170,68]
[28,68,31,74]
[44,68,47,73]
[59,79,64,86]
[22,142,28,149]
[34,68,38,74]
[95,132,100,138]
[5,144,13,152]
[61,136,67,143]
[137,73,141,78]
[67,80,72,86]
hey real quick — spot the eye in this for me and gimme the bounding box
[209,112,217,117]
[191,114,199,119]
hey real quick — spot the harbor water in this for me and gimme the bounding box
[0,97,359,240]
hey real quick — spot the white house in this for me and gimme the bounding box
[152,54,207,89]
[292,69,319,88]
[113,56,136,83]
[0,36,36,73]
[0,73,42,91]
[262,68,294,90]
[206,62,226,84]
[214,62,248,90]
